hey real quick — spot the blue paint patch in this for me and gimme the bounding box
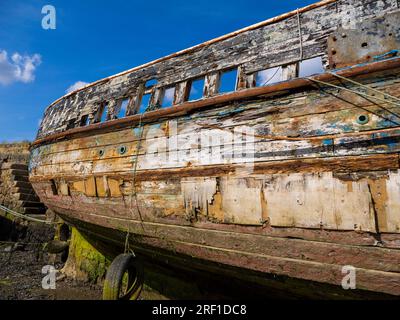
[217,107,245,117]
[323,139,333,146]
[373,50,398,62]
[331,55,400,73]
[376,117,400,128]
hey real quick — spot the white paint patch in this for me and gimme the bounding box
[385,170,400,233]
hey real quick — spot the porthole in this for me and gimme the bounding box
[356,114,369,125]
[118,145,127,155]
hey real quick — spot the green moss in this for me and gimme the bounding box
[67,228,110,283]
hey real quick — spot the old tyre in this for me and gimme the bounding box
[102,253,144,300]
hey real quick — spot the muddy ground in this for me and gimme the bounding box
[0,245,102,300]
[0,244,166,300]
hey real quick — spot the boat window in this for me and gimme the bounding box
[93,103,108,123]
[299,56,324,77]
[118,98,130,118]
[138,93,151,114]
[66,118,76,130]
[219,68,238,93]
[188,77,205,101]
[145,78,157,88]
[100,103,109,122]
[80,115,90,126]
[161,86,175,108]
[256,66,283,87]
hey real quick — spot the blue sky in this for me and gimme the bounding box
[0,0,316,142]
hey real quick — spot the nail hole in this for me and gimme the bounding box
[361,42,368,48]
[99,149,105,157]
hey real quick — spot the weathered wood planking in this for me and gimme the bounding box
[36,0,400,139]
[29,0,400,295]
[45,209,400,296]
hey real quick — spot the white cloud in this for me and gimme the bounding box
[66,81,89,94]
[0,50,41,85]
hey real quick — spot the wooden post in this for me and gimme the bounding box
[204,72,220,97]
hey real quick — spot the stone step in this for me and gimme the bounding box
[13,193,40,202]
[13,181,32,189]
[1,163,28,170]
[10,169,29,177]
[19,201,46,209]
[25,214,47,221]
[12,175,29,182]
[10,163,29,170]
[12,187,34,194]
[23,207,46,215]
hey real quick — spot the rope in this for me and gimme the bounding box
[190,73,400,142]
[297,8,303,61]
[307,78,400,108]
[261,67,282,86]
[327,71,400,104]
[307,77,400,125]
[127,104,158,246]
[0,204,56,225]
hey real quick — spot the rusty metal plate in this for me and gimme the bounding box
[328,11,400,69]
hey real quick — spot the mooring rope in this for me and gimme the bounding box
[0,204,56,225]
[126,104,159,253]
[297,8,304,61]
[307,77,400,108]
[327,71,400,103]
[261,66,282,86]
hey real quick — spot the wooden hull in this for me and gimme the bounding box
[30,67,400,296]
[29,0,400,297]
[59,214,399,299]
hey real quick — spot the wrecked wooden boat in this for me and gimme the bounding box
[29,0,400,297]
